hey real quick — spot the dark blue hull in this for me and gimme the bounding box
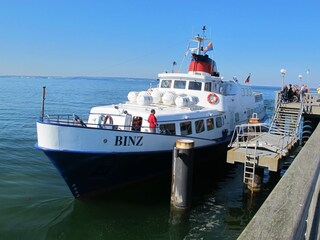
[38,141,229,198]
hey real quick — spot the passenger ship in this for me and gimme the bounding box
[36,29,266,197]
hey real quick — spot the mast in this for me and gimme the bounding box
[193,26,209,55]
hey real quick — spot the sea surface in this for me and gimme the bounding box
[0,76,279,240]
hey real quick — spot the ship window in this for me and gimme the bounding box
[174,80,186,89]
[235,112,240,123]
[216,116,223,128]
[159,123,176,135]
[180,121,192,135]
[204,82,212,92]
[161,80,172,88]
[195,120,204,133]
[206,118,214,131]
[188,81,202,91]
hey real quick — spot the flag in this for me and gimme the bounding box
[245,74,251,84]
[203,42,213,54]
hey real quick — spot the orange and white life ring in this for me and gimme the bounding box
[100,114,113,128]
[207,93,219,104]
[248,117,260,123]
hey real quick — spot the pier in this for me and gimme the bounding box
[238,122,320,240]
[227,92,320,239]
[227,92,320,189]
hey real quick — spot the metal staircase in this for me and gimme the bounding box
[268,100,303,139]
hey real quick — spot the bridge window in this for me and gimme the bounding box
[216,116,223,128]
[188,81,202,91]
[255,94,263,102]
[161,80,172,88]
[195,120,204,133]
[235,112,240,123]
[206,118,214,131]
[204,82,212,92]
[180,121,192,135]
[159,123,176,135]
[174,80,186,89]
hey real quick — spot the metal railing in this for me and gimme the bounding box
[228,123,269,148]
[41,113,154,132]
[42,114,78,125]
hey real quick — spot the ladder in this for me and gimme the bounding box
[243,141,258,189]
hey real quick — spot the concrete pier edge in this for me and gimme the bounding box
[238,123,320,239]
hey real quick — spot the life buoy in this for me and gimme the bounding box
[100,114,113,128]
[248,118,260,123]
[248,113,259,123]
[207,93,219,104]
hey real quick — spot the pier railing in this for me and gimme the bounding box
[228,123,269,148]
[237,123,320,240]
[275,91,320,115]
[304,92,320,114]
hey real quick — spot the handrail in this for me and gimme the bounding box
[228,123,269,147]
[40,113,155,132]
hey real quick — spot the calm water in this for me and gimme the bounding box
[0,76,278,240]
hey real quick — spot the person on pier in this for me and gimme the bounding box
[300,84,306,98]
[281,84,288,103]
[288,84,294,101]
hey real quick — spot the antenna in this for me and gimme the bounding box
[202,26,206,38]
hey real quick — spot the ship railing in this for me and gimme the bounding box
[42,114,87,127]
[41,113,155,132]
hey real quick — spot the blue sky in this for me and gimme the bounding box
[0,0,319,87]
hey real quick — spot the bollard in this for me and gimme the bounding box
[170,139,194,209]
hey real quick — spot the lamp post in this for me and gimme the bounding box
[298,74,302,82]
[280,68,286,88]
[306,69,310,87]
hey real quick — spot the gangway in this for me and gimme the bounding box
[227,97,304,188]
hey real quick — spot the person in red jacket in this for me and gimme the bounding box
[148,109,157,133]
